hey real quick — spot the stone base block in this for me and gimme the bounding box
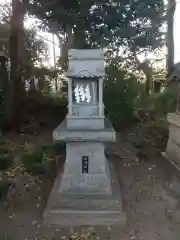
[165,113,180,169]
[59,142,112,195]
[43,161,126,227]
[53,118,115,142]
[164,139,180,169]
[66,116,104,130]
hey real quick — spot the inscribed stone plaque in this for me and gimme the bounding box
[82,156,89,173]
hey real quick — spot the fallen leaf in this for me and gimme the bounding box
[130,236,136,240]
[107,226,111,232]
[31,220,37,225]
[61,236,68,240]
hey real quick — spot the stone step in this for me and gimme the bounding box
[47,197,122,211]
[43,209,126,226]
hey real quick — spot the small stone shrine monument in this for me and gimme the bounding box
[43,49,126,226]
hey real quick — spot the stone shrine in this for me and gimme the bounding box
[43,49,126,226]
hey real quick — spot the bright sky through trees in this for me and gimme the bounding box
[0,0,180,64]
[174,1,180,63]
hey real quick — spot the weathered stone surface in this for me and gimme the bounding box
[43,160,126,226]
[59,143,112,194]
[168,125,180,146]
[164,113,180,169]
[66,49,105,78]
[67,116,105,129]
[166,139,180,165]
[53,119,115,142]
[167,113,180,128]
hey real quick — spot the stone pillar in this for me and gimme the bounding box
[68,78,72,116]
[99,78,104,116]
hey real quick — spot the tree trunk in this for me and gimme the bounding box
[52,34,58,92]
[0,55,9,130]
[59,25,73,71]
[145,71,153,96]
[8,0,25,130]
[167,0,176,75]
[133,53,153,96]
[73,24,86,49]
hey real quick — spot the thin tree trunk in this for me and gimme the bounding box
[8,0,25,130]
[145,72,153,96]
[133,53,153,96]
[73,24,86,49]
[0,55,9,130]
[52,34,58,92]
[167,0,176,75]
[59,25,73,71]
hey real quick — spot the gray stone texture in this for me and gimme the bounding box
[53,119,115,142]
[165,113,180,168]
[43,160,126,226]
[72,105,99,117]
[67,116,105,129]
[59,143,112,194]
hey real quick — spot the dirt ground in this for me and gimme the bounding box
[1,126,180,239]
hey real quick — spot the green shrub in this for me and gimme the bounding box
[134,119,169,153]
[104,65,140,129]
[150,84,177,116]
[0,179,11,202]
[0,154,13,172]
[135,83,177,119]
[21,147,46,175]
[21,144,62,175]
[42,141,65,167]
[50,141,65,155]
[0,147,13,172]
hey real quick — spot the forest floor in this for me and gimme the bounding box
[1,123,180,239]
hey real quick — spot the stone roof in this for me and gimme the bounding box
[66,49,105,78]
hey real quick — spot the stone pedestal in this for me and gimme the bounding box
[59,141,111,195]
[163,113,180,169]
[43,49,126,226]
[43,119,126,226]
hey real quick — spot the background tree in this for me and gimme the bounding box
[166,0,176,75]
[8,0,25,128]
[0,1,49,130]
[0,0,175,131]
[24,0,166,75]
[0,1,48,68]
